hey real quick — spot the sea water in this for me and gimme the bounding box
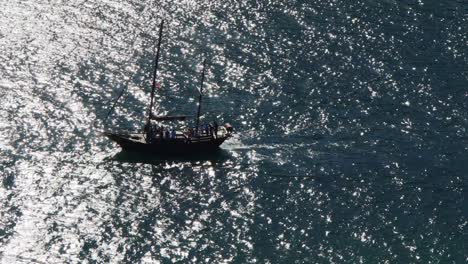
[0,0,467,263]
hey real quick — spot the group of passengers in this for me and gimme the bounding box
[147,125,177,142]
[146,121,219,143]
[186,121,219,139]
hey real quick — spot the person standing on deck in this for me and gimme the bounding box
[187,128,193,142]
[152,123,157,141]
[213,121,218,138]
[145,123,152,143]
[159,126,164,139]
[165,128,170,139]
[209,123,214,138]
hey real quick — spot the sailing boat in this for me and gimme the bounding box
[104,21,233,154]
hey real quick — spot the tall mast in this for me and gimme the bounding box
[195,59,207,134]
[147,20,164,126]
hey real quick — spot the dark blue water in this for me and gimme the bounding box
[1,0,467,263]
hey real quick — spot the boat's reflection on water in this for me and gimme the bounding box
[107,148,232,165]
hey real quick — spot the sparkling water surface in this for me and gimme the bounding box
[1,0,467,263]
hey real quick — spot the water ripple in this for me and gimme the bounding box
[1,0,467,263]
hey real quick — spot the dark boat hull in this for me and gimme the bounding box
[105,132,228,154]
